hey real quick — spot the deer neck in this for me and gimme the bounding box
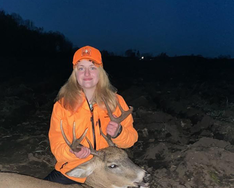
[85,173,127,188]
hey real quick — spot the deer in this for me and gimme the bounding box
[0,99,150,188]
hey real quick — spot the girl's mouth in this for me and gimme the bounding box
[83,78,92,81]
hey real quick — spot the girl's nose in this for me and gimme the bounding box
[84,68,90,76]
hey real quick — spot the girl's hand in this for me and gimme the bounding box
[107,121,122,138]
[70,146,91,159]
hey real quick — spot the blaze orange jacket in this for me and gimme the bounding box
[48,94,138,183]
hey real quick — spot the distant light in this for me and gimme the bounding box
[141,56,144,60]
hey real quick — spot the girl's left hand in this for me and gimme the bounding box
[106,121,119,137]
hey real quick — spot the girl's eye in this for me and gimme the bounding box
[90,66,97,70]
[108,164,118,169]
[78,67,84,71]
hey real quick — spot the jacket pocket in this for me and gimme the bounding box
[60,162,68,170]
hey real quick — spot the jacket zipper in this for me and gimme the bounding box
[90,114,96,150]
[86,98,96,150]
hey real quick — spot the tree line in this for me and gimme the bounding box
[0,10,73,58]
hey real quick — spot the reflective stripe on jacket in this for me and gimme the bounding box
[48,94,138,183]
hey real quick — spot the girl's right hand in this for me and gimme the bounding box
[69,146,91,159]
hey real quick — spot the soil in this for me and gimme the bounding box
[1,56,234,188]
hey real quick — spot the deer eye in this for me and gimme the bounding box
[108,164,118,168]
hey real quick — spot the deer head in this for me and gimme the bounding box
[60,98,149,188]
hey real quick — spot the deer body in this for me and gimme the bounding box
[0,172,82,188]
[0,146,146,188]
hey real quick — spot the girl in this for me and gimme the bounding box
[44,46,138,184]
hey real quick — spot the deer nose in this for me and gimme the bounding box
[143,171,151,184]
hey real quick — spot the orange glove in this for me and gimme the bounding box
[69,146,91,159]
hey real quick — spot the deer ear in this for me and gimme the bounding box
[66,161,95,178]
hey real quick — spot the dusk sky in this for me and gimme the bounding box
[1,0,234,58]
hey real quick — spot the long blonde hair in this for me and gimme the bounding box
[56,66,117,112]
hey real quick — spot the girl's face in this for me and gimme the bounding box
[76,59,100,91]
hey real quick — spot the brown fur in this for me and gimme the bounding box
[0,173,83,188]
[0,147,146,188]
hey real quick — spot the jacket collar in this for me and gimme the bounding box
[79,92,98,112]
